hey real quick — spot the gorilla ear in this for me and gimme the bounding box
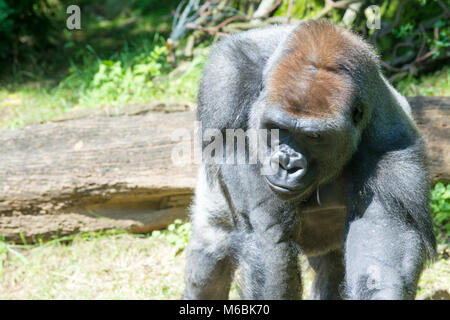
[352,102,363,124]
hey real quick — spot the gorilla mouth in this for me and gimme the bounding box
[264,176,302,194]
[264,167,316,200]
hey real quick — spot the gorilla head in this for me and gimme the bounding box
[254,22,375,200]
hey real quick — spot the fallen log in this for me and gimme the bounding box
[0,97,448,242]
[0,111,198,242]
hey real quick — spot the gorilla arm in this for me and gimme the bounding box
[343,83,436,299]
[185,26,296,300]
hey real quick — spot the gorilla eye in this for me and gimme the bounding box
[279,129,291,144]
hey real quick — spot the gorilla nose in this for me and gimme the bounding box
[274,150,307,173]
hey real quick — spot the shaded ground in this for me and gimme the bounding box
[0,232,447,300]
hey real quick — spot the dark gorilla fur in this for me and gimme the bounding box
[183,20,436,300]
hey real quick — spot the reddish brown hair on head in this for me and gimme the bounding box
[268,20,376,118]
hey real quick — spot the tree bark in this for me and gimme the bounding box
[0,97,448,242]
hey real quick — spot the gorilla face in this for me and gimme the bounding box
[261,106,361,200]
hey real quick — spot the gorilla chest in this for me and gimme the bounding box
[295,180,348,256]
[225,166,348,255]
[296,207,347,256]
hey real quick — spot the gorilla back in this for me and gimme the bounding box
[184,20,435,300]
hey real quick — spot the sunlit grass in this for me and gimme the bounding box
[0,224,233,300]
[0,85,75,129]
[0,228,309,300]
[0,232,186,299]
[0,48,207,129]
[0,0,203,130]
[0,222,447,300]
[396,66,450,97]
[416,256,450,299]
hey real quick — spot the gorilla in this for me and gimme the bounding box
[183,20,436,300]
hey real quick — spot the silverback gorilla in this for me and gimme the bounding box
[183,20,436,300]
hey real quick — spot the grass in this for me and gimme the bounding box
[396,66,450,97]
[431,182,450,245]
[0,227,332,300]
[0,221,448,300]
[0,231,187,299]
[0,0,207,129]
[0,38,208,129]
[416,255,450,300]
